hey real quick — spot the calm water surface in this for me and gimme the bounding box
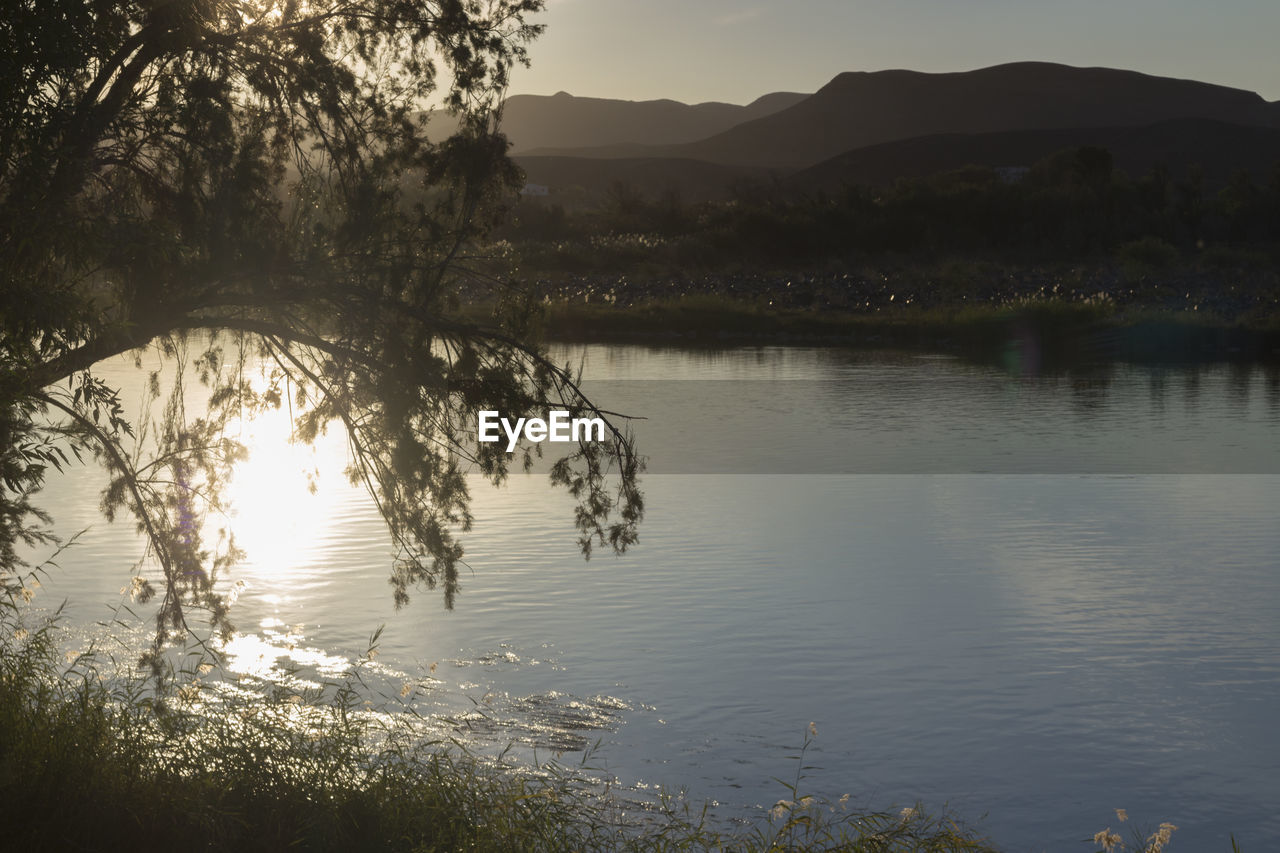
[30,345,1280,852]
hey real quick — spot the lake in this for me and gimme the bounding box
[28,343,1280,852]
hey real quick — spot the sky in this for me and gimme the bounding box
[508,0,1280,105]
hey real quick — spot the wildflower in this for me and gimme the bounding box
[64,650,78,662]
[429,662,437,674]
[1094,828,1122,852]
[797,796,814,810]
[20,587,34,603]
[197,663,214,675]
[400,682,413,698]
[770,800,793,821]
[808,721,818,737]
[838,793,851,811]
[1145,822,1177,852]
[1115,809,1128,822]
[899,806,917,822]
[13,628,28,642]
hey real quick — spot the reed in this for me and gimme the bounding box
[2,593,997,852]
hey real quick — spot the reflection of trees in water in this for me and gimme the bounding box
[1148,367,1169,415]
[1182,367,1204,412]
[1066,367,1117,417]
[1265,366,1280,417]
[1227,363,1255,414]
[1067,362,1275,426]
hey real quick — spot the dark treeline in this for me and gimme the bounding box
[495,147,1280,275]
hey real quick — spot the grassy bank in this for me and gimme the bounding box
[1,597,994,853]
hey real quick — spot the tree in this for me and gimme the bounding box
[0,0,642,670]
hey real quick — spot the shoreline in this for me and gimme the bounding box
[533,295,1280,365]
[463,254,1280,364]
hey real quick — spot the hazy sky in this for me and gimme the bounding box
[509,0,1280,104]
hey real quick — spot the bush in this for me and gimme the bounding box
[1118,237,1179,280]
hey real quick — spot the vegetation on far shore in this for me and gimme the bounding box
[497,145,1280,277]
[484,144,1280,361]
[455,292,1280,368]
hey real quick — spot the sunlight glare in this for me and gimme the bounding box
[217,400,351,581]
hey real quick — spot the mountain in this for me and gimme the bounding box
[789,119,1280,191]
[494,90,806,154]
[529,62,1280,170]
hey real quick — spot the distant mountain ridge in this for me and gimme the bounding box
[788,119,1280,192]
[496,62,1280,201]
[491,90,807,153]
[522,62,1280,170]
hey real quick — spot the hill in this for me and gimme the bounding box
[790,119,1280,191]
[504,91,806,153]
[443,91,807,154]
[530,63,1280,170]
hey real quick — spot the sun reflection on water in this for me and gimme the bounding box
[221,621,350,685]
[216,400,354,581]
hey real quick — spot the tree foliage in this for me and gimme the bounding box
[499,147,1280,274]
[0,0,642,669]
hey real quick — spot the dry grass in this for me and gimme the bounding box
[2,585,996,852]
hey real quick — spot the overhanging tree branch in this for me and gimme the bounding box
[2,1,642,662]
